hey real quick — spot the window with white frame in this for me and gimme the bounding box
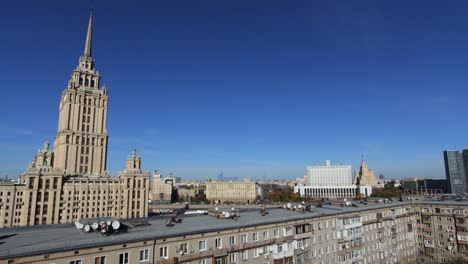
[159,246,168,259]
[277,244,283,253]
[119,252,129,264]
[215,238,222,249]
[199,259,207,264]
[140,249,149,262]
[263,230,269,240]
[274,228,279,237]
[253,232,259,241]
[69,260,82,264]
[179,243,188,254]
[229,252,237,263]
[241,234,248,244]
[229,235,236,246]
[199,240,207,251]
[253,248,259,258]
[242,250,248,260]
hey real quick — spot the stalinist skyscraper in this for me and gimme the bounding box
[0,11,150,227]
[53,11,109,175]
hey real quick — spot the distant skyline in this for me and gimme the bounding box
[1,0,467,180]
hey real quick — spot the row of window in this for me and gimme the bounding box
[69,249,149,264]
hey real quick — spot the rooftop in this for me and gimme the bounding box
[0,201,416,259]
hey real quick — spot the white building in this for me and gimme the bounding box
[306,160,352,186]
[295,160,372,198]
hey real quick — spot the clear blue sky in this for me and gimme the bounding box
[1,0,467,180]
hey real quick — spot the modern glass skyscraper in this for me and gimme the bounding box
[444,149,468,194]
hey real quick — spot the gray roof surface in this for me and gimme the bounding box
[0,201,412,258]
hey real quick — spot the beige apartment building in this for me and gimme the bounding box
[0,201,425,264]
[0,11,150,228]
[206,179,257,204]
[414,201,468,263]
[151,171,174,202]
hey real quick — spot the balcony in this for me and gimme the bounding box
[294,232,312,240]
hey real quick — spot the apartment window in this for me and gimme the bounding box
[253,232,259,241]
[159,246,168,259]
[215,238,222,249]
[179,243,188,254]
[241,234,248,244]
[70,260,82,264]
[229,235,236,246]
[242,250,248,260]
[140,249,149,262]
[277,244,283,253]
[274,229,279,237]
[263,231,269,240]
[199,260,206,264]
[229,252,237,263]
[94,256,106,264]
[199,240,207,251]
[119,252,129,264]
[253,248,259,258]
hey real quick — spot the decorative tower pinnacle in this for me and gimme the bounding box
[83,9,93,58]
[53,10,109,175]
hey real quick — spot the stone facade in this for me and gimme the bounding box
[353,160,378,186]
[0,11,150,228]
[151,171,173,202]
[206,179,257,204]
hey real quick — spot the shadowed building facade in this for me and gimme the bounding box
[0,11,150,228]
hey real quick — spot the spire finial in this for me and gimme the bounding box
[83,9,93,57]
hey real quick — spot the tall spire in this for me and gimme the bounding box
[83,9,93,57]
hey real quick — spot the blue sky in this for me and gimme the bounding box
[1,0,467,180]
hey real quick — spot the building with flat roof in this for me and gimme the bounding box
[0,201,420,264]
[444,149,468,194]
[0,11,150,228]
[205,178,257,204]
[295,160,372,198]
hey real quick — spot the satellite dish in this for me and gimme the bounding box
[84,225,91,232]
[225,212,231,218]
[344,198,347,202]
[74,222,84,229]
[215,207,219,211]
[259,248,264,254]
[287,203,292,209]
[112,220,120,230]
[92,223,99,230]
[106,220,112,226]
[298,204,303,209]
[179,250,184,255]
[231,207,235,211]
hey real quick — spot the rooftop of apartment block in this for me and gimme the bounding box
[0,201,415,259]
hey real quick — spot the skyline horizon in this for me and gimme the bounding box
[1,1,467,180]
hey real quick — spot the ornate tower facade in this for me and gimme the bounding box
[53,11,109,175]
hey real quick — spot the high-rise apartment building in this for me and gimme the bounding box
[0,11,150,228]
[444,149,468,194]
